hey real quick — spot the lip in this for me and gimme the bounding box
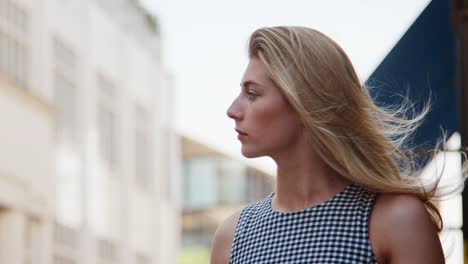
[237,133,247,141]
[235,129,248,136]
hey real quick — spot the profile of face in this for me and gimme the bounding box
[227,57,303,159]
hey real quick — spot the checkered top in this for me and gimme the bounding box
[229,183,378,264]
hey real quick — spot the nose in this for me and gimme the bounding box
[227,97,243,120]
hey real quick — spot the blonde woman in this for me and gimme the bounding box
[211,26,466,264]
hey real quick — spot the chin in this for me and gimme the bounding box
[241,147,265,159]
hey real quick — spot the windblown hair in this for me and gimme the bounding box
[247,26,467,232]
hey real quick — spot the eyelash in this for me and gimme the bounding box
[246,90,258,100]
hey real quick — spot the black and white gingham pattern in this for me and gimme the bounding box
[229,183,377,264]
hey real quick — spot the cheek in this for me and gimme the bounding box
[249,104,278,133]
[269,117,302,144]
[252,103,302,143]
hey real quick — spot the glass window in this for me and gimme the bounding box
[97,238,117,262]
[184,158,218,209]
[135,254,151,264]
[162,127,172,200]
[98,104,116,166]
[53,37,77,143]
[54,73,77,142]
[0,0,29,88]
[53,256,76,264]
[53,222,77,249]
[217,159,246,205]
[135,104,151,190]
[0,30,7,75]
[97,74,117,168]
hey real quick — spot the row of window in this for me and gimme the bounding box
[97,237,117,261]
[0,0,28,33]
[0,0,28,89]
[53,222,78,250]
[135,105,151,188]
[53,254,152,264]
[0,20,28,89]
[0,1,160,264]
[53,255,76,264]
[53,37,153,192]
[0,0,156,192]
[53,222,152,264]
[182,158,274,209]
[23,217,37,264]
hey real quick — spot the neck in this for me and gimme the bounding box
[270,140,351,213]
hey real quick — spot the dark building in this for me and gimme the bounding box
[367,0,467,261]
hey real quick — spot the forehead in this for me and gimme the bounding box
[241,58,274,87]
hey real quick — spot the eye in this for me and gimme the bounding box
[246,90,258,100]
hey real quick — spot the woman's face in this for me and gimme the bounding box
[227,57,303,158]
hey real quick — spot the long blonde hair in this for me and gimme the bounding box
[247,26,467,232]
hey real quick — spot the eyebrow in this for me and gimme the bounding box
[240,80,262,89]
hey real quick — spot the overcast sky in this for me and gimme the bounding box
[141,0,430,175]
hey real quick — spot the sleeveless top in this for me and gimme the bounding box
[229,183,378,264]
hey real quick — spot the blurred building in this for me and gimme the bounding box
[0,0,179,264]
[180,135,274,262]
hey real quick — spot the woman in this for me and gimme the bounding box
[211,26,465,263]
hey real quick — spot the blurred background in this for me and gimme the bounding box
[0,0,467,263]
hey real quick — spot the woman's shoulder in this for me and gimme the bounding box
[369,193,444,263]
[371,193,428,220]
[210,208,244,264]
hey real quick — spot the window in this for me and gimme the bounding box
[217,159,245,205]
[53,222,78,249]
[162,127,172,200]
[183,158,218,209]
[97,74,117,168]
[0,0,29,89]
[53,222,79,264]
[98,104,116,165]
[53,37,78,143]
[245,169,274,203]
[0,0,29,33]
[135,104,151,190]
[97,238,117,262]
[53,36,76,70]
[24,217,37,264]
[135,253,151,264]
[53,256,76,264]
[54,73,77,141]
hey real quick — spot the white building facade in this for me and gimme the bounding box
[0,0,180,263]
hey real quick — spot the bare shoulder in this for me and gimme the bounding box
[369,193,445,264]
[210,208,244,264]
